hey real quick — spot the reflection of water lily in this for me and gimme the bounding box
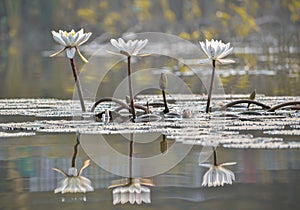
[53,160,94,194]
[199,162,236,187]
[50,28,92,62]
[109,178,153,205]
[199,39,234,64]
[109,38,149,57]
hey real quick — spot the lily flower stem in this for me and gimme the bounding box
[162,90,169,114]
[206,60,216,113]
[71,134,80,167]
[213,147,217,166]
[69,58,86,112]
[127,56,136,121]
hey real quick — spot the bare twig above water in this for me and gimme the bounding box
[268,101,300,112]
[218,99,270,111]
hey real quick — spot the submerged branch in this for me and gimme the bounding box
[114,104,148,113]
[218,100,270,111]
[91,97,147,114]
[268,101,300,112]
[91,97,130,112]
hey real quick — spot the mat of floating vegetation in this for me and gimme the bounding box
[0,96,299,149]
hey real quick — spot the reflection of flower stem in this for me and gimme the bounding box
[206,60,216,113]
[129,133,134,180]
[162,90,169,114]
[213,147,217,166]
[127,56,136,121]
[71,134,80,167]
[160,135,168,154]
[70,58,86,112]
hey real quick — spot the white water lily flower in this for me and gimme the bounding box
[109,178,153,205]
[50,28,92,62]
[199,162,236,187]
[109,38,149,57]
[199,39,235,64]
[53,160,94,194]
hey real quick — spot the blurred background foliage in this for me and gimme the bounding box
[0,0,300,98]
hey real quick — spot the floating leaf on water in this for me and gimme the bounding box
[223,141,300,149]
[0,131,36,138]
[0,96,299,150]
[135,114,162,123]
[290,125,300,129]
[0,98,95,118]
[263,130,300,136]
[224,125,285,131]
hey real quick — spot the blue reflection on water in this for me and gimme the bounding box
[0,133,300,209]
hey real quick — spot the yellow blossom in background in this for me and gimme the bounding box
[77,8,97,24]
[179,32,191,41]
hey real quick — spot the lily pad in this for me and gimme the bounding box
[0,131,36,138]
[0,96,299,150]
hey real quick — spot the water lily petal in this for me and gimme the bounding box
[134,39,148,55]
[51,29,91,51]
[198,58,211,64]
[68,32,76,46]
[78,160,90,175]
[110,39,120,49]
[72,31,80,44]
[118,38,127,49]
[110,38,148,56]
[217,58,235,64]
[135,193,142,205]
[106,50,123,56]
[76,47,89,63]
[205,39,213,56]
[127,40,137,54]
[218,46,233,59]
[66,47,76,59]
[143,191,151,203]
[52,31,67,46]
[129,192,136,204]
[199,41,211,58]
[121,190,129,204]
[52,167,67,176]
[201,164,236,187]
[199,163,213,168]
[138,53,151,57]
[220,162,237,166]
[113,189,121,205]
[61,32,71,46]
[68,167,78,176]
[199,39,234,63]
[77,32,92,46]
[49,47,66,57]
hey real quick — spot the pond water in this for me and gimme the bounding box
[1,133,300,209]
[0,95,300,209]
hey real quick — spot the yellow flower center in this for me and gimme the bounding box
[64,31,76,37]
